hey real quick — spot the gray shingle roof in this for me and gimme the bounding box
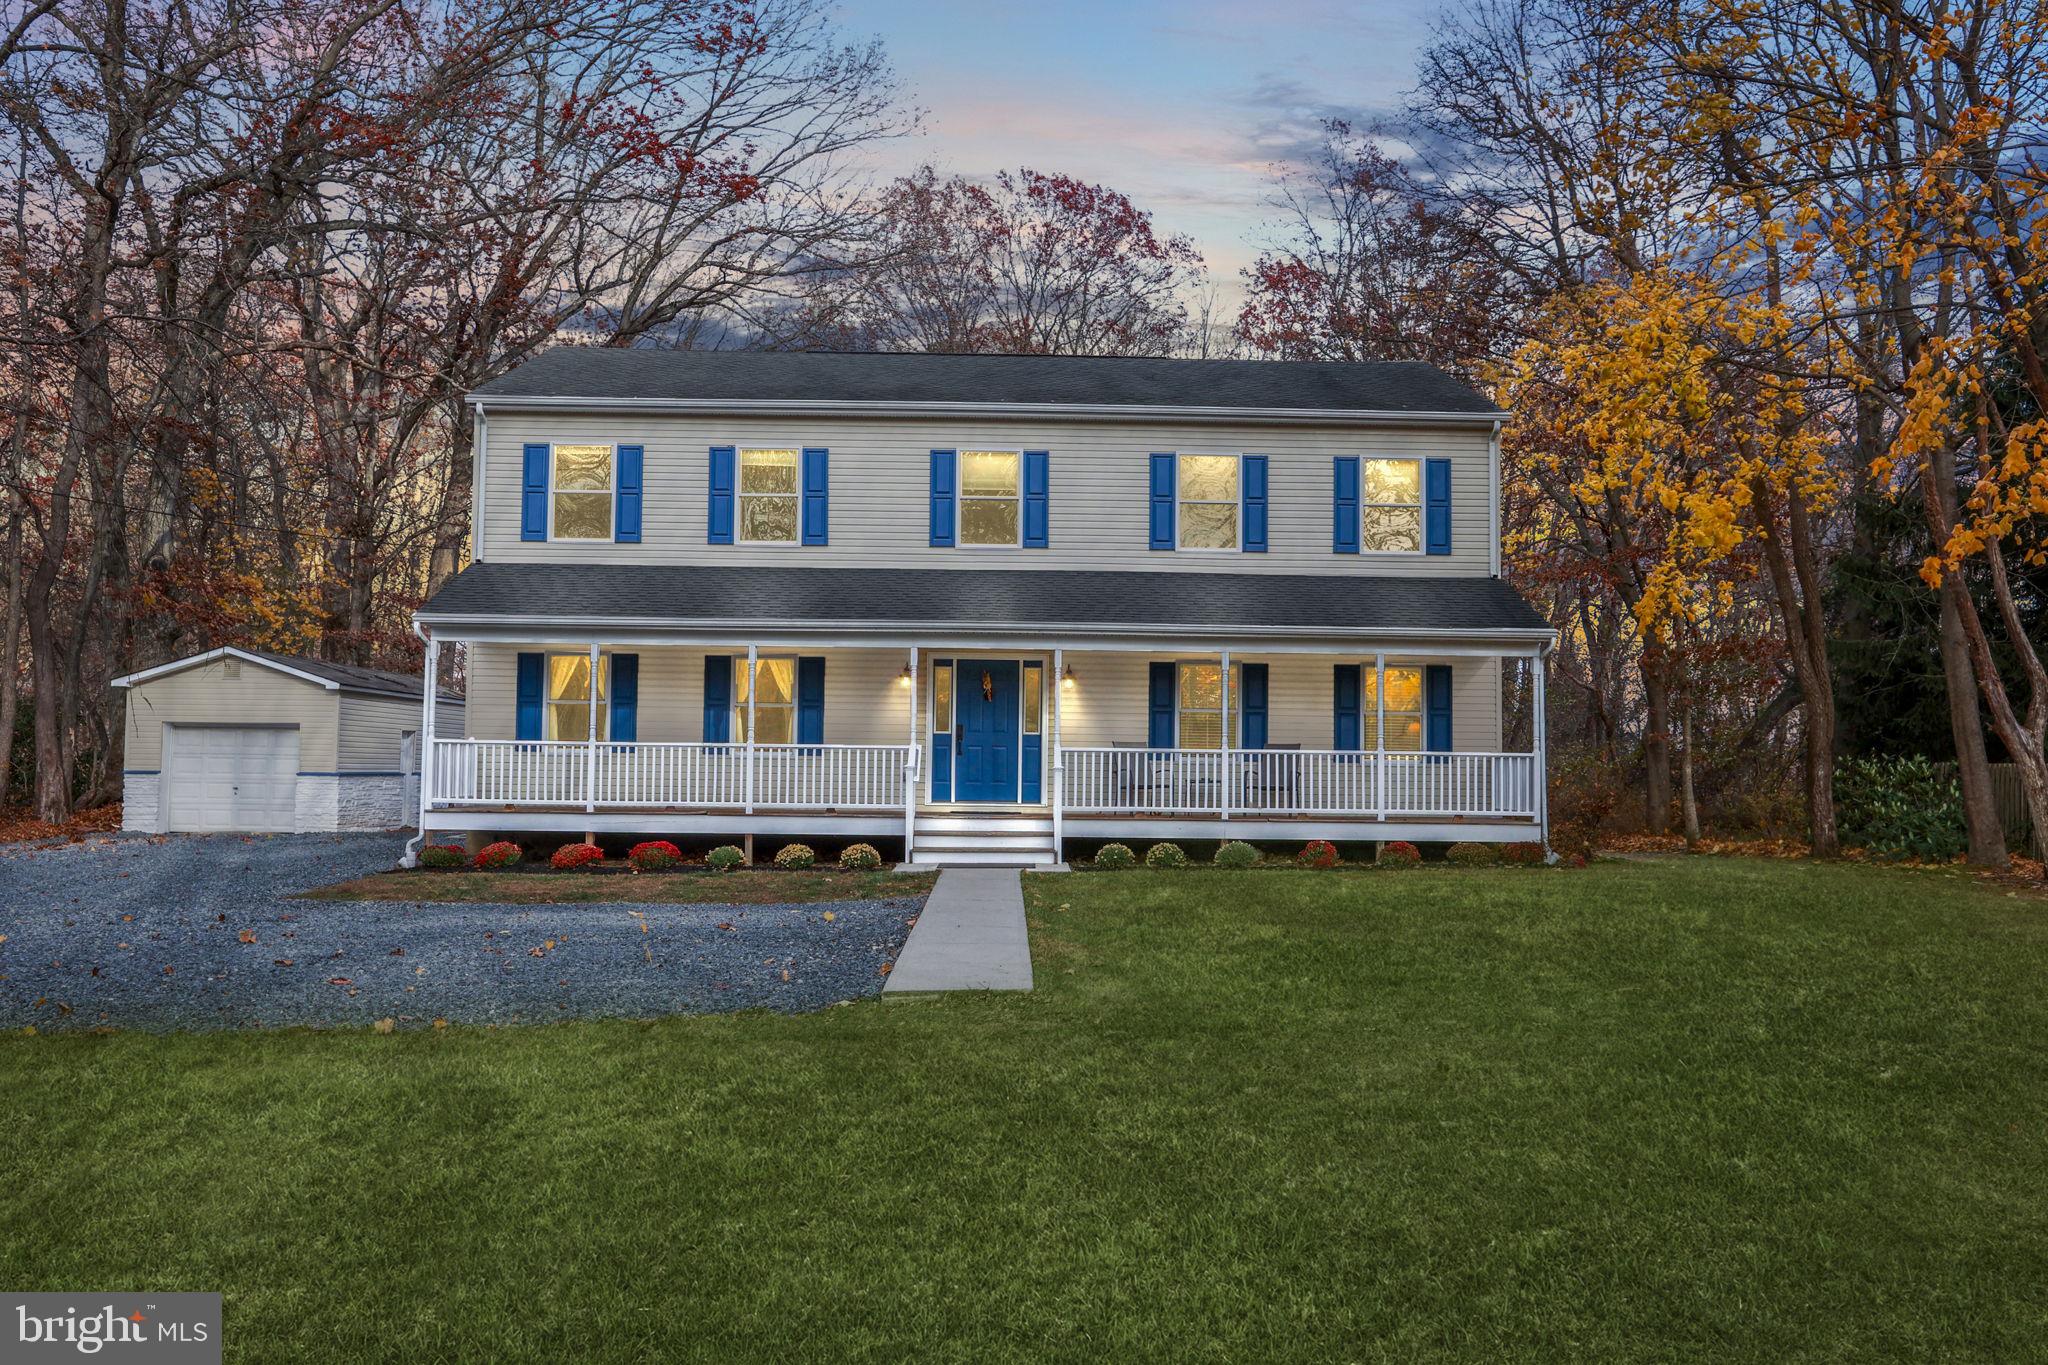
[419,564,1550,635]
[248,651,464,703]
[470,349,1503,417]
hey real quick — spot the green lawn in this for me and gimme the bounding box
[6,858,2046,1361]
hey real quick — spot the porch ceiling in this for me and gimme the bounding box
[418,563,1552,644]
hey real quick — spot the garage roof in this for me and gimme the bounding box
[112,647,463,703]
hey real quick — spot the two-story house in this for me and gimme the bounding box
[407,349,1555,867]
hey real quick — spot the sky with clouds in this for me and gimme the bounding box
[834,0,1442,303]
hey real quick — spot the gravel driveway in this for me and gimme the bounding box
[0,834,919,1033]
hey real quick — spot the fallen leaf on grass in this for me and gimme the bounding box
[432,1018,448,1029]
[372,1018,395,1034]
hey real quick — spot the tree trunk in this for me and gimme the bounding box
[0,508,21,806]
[1641,644,1673,835]
[1939,577,2007,867]
[1680,704,1700,849]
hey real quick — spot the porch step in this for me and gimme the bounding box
[914,813,1053,836]
[909,811,1058,868]
[905,849,1057,869]
[913,831,1054,853]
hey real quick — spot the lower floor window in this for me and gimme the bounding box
[1177,662,1240,750]
[1366,666,1423,751]
[735,656,796,744]
[547,654,610,740]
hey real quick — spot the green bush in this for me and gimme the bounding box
[1093,842,1136,869]
[1837,755,1967,861]
[1144,842,1188,868]
[839,843,883,870]
[707,845,748,872]
[1446,841,1500,867]
[772,843,817,869]
[418,844,467,870]
[1376,840,1421,868]
[1214,840,1259,868]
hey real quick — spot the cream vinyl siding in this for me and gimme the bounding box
[479,412,1494,575]
[338,693,461,771]
[466,647,1501,751]
[123,660,338,772]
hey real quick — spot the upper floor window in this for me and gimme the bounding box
[739,448,800,543]
[1177,661,1241,749]
[1365,665,1423,750]
[1360,458,1422,553]
[547,653,609,739]
[735,655,796,744]
[960,450,1021,546]
[1178,455,1239,550]
[551,444,613,540]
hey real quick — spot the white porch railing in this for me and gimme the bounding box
[428,739,910,811]
[1060,748,1540,820]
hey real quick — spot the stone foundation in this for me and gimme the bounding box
[121,773,160,832]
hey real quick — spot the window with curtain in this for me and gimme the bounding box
[545,654,610,740]
[735,656,796,743]
[1360,459,1422,552]
[1366,666,1423,750]
[551,444,613,539]
[1176,662,1241,749]
[932,662,953,733]
[959,450,1021,546]
[1178,455,1239,549]
[1022,663,1042,735]
[739,448,800,542]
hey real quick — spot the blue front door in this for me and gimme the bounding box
[953,660,1020,803]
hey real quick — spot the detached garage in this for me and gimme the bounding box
[114,648,464,833]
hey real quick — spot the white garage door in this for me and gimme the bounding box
[165,726,300,832]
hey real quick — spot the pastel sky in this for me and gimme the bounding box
[833,0,1442,304]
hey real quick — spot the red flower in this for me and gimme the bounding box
[550,842,604,871]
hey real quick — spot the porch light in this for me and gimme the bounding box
[898,663,913,684]
[1061,663,1076,688]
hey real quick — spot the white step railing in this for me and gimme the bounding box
[428,740,910,811]
[1060,748,1539,820]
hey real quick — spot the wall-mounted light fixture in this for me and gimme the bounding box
[898,663,914,684]
[1061,663,1076,688]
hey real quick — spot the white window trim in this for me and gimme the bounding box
[548,442,615,543]
[956,448,1024,550]
[1357,456,1426,558]
[735,445,804,547]
[1175,452,1242,553]
[1175,661,1241,751]
[736,652,799,745]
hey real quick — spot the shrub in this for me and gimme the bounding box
[839,843,883,870]
[628,840,683,871]
[773,843,817,869]
[550,842,604,871]
[1093,842,1136,869]
[1837,755,1967,862]
[1297,839,1339,869]
[473,841,522,871]
[418,844,467,870]
[1214,840,1259,868]
[1446,841,1500,867]
[1501,841,1547,866]
[1144,842,1188,868]
[1376,840,1421,867]
[707,844,747,872]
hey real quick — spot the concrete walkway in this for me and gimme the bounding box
[883,867,1033,995]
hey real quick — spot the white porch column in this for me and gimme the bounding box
[743,644,758,814]
[1218,649,1231,820]
[1373,651,1387,820]
[1534,648,1550,853]
[1051,646,1064,858]
[585,642,600,814]
[409,632,440,863]
[904,646,919,862]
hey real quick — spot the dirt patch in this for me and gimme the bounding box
[0,804,123,846]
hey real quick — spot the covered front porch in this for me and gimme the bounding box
[412,632,1553,863]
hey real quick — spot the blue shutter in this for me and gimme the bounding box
[707,446,735,545]
[801,447,829,546]
[1425,664,1453,751]
[1241,456,1268,553]
[521,444,549,541]
[1425,457,1452,555]
[1149,454,1176,550]
[609,653,638,741]
[1333,664,1361,750]
[930,659,952,801]
[1240,663,1268,749]
[614,444,643,543]
[1148,662,1176,748]
[702,655,732,743]
[796,656,826,745]
[1022,450,1049,548]
[515,652,544,740]
[929,450,956,547]
[1333,457,1359,554]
